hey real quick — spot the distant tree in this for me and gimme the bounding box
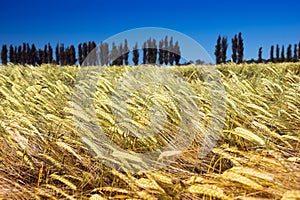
[258,47,263,63]
[231,34,238,63]
[270,45,274,63]
[89,41,97,65]
[60,44,65,65]
[21,43,27,64]
[78,43,83,65]
[36,49,43,65]
[286,44,292,62]
[110,42,118,66]
[17,45,22,64]
[123,39,129,65]
[174,41,181,65]
[87,41,92,55]
[293,44,298,62]
[158,40,164,65]
[148,38,157,64]
[152,39,157,64]
[26,43,31,64]
[103,42,109,65]
[214,35,221,64]
[82,42,88,62]
[42,45,48,64]
[142,41,147,64]
[14,46,18,64]
[281,45,285,62]
[163,36,169,65]
[132,42,139,65]
[276,44,280,63]
[9,45,15,64]
[221,37,228,64]
[147,38,152,64]
[169,37,174,65]
[117,43,123,66]
[48,43,53,64]
[237,32,244,63]
[69,45,76,65]
[55,43,60,65]
[30,44,37,66]
[1,45,8,65]
[64,47,70,65]
[298,42,300,62]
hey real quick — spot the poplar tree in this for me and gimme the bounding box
[1,45,8,65]
[258,47,263,63]
[286,44,292,62]
[270,45,274,63]
[231,34,238,63]
[237,32,244,63]
[132,42,139,65]
[221,37,228,63]
[276,44,280,63]
[214,35,221,64]
[123,39,129,65]
[293,44,298,62]
[174,41,181,65]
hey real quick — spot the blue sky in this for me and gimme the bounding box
[0,0,299,62]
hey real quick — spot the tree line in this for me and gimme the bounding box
[0,36,181,66]
[257,43,300,63]
[214,32,300,64]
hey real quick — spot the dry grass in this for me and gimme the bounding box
[0,62,299,199]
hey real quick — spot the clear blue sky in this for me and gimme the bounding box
[0,0,299,62]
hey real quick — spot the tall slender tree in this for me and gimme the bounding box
[164,36,169,65]
[270,45,274,63]
[48,43,53,64]
[147,38,152,64]
[22,43,27,64]
[231,34,238,63]
[14,46,18,64]
[174,41,181,65]
[78,43,83,65]
[117,43,123,66]
[132,42,139,65]
[237,32,244,63]
[142,41,147,64]
[169,37,174,65]
[30,44,37,66]
[60,44,65,66]
[70,45,76,65]
[281,45,285,62]
[152,39,157,64]
[82,43,88,62]
[1,45,8,65]
[258,47,263,63]
[17,45,22,64]
[214,35,221,64]
[293,44,298,62]
[123,39,129,65]
[42,45,48,64]
[103,42,109,65]
[110,42,118,66]
[221,37,228,63]
[286,44,292,62]
[158,40,164,65]
[55,43,60,65]
[9,45,15,64]
[298,42,300,61]
[276,44,280,63]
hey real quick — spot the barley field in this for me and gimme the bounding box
[0,63,299,199]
